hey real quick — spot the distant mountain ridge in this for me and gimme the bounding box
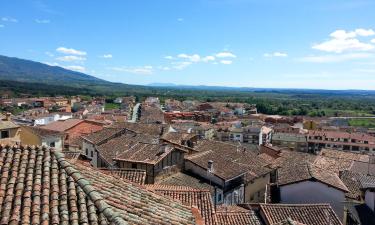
[0,55,108,85]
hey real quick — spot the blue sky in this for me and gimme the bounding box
[1,0,375,89]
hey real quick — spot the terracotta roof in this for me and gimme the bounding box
[278,163,349,192]
[273,219,307,225]
[0,121,19,130]
[339,170,362,200]
[23,126,63,137]
[259,204,343,225]
[115,142,176,165]
[313,149,371,175]
[264,149,317,170]
[216,205,262,225]
[94,129,185,166]
[156,172,215,193]
[99,168,146,185]
[82,127,125,145]
[350,160,375,176]
[161,132,197,144]
[186,140,271,181]
[0,145,198,225]
[319,149,369,163]
[109,122,165,136]
[40,119,83,132]
[145,184,216,225]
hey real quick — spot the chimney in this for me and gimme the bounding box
[4,113,11,121]
[207,160,214,173]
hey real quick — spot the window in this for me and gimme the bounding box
[217,193,222,202]
[90,151,94,158]
[132,163,137,169]
[0,130,9,139]
[49,142,55,147]
[86,148,89,156]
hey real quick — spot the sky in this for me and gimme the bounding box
[1,0,375,90]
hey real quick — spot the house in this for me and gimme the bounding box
[248,203,343,225]
[20,126,64,149]
[0,118,20,145]
[144,96,160,107]
[307,130,375,153]
[0,145,202,225]
[81,127,127,166]
[215,125,262,145]
[271,132,308,152]
[40,119,105,150]
[277,162,349,220]
[341,171,375,225]
[139,104,165,124]
[83,129,187,184]
[185,140,273,205]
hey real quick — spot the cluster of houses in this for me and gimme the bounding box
[0,96,375,224]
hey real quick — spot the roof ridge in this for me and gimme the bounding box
[52,150,128,225]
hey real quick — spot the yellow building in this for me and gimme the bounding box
[0,120,21,145]
[20,126,64,149]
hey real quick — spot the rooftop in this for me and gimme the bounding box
[258,204,342,225]
[99,168,147,185]
[40,118,83,132]
[145,184,216,225]
[186,140,271,181]
[0,120,19,130]
[0,145,198,225]
[278,163,349,192]
[216,205,262,225]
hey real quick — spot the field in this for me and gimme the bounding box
[348,118,375,128]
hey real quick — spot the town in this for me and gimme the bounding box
[0,94,374,225]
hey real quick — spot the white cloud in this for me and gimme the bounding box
[1,17,18,23]
[299,53,373,63]
[56,55,86,62]
[264,52,288,57]
[35,19,50,24]
[102,54,112,58]
[313,29,375,53]
[330,29,375,39]
[220,60,233,65]
[202,56,215,62]
[164,55,174,60]
[111,66,153,75]
[173,61,192,70]
[56,47,87,56]
[178,54,201,62]
[0,24,4,28]
[64,65,86,72]
[372,39,375,44]
[216,52,236,58]
[177,18,184,22]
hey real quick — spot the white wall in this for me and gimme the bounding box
[82,141,97,166]
[280,180,346,221]
[41,136,63,150]
[365,190,375,212]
